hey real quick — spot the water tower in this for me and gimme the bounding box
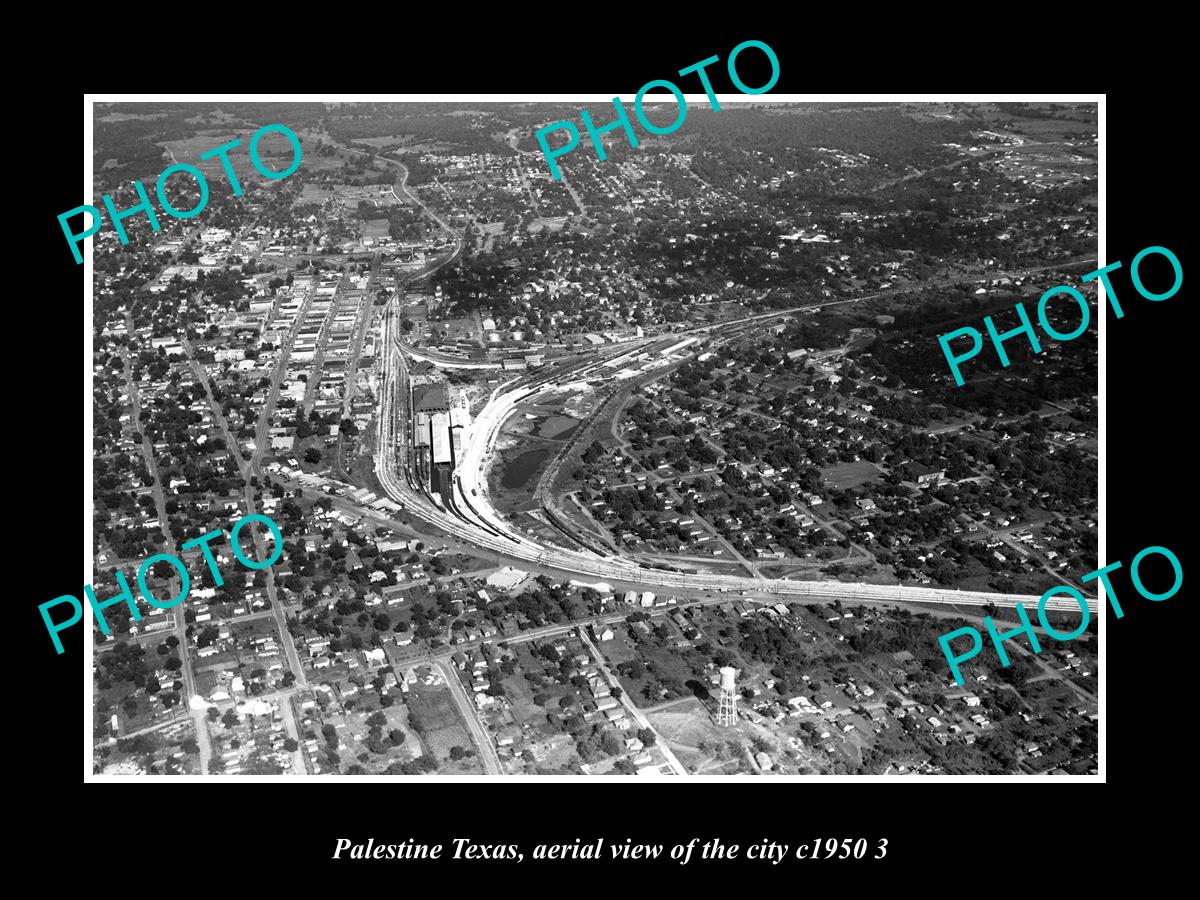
[716,666,738,727]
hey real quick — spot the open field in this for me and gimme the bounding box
[159,130,310,188]
[406,686,461,732]
[820,460,884,490]
[405,684,481,771]
[299,183,336,203]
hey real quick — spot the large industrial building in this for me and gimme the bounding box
[430,412,452,465]
[410,380,469,497]
[413,383,450,414]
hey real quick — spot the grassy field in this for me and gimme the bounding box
[406,685,461,731]
[501,670,546,725]
[647,700,743,773]
[404,684,481,771]
[159,131,277,190]
[820,460,883,490]
[354,135,407,148]
[616,637,704,708]
[362,218,391,238]
[647,699,714,746]
[159,129,345,184]
[595,629,638,665]
[424,722,476,764]
[1009,115,1097,139]
[299,183,336,203]
[98,721,201,775]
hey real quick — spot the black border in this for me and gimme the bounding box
[19,27,1191,883]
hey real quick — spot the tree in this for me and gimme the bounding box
[637,728,656,746]
[600,730,624,757]
[284,737,299,752]
[304,447,323,464]
[389,728,406,746]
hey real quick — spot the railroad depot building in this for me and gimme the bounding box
[411,382,468,497]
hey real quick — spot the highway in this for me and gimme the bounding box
[370,309,1095,614]
[350,139,1098,629]
[395,341,503,369]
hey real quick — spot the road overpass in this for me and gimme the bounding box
[370,307,1095,614]
[353,141,1096,618]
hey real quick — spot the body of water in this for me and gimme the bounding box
[501,448,552,489]
[532,415,581,441]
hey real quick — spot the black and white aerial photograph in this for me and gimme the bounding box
[83,97,1102,780]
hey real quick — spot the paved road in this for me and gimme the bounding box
[180,291,318,774]
[276,692,309,775]
[580,630,688,775]
[372,257,1099,605]
[341,265,380,421]
[870,139,1083,193]
[120,325,213,772]
[432,659,503,775]
[181,334,308,695]
[373,329,1091,613]
[378,636,500,774]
